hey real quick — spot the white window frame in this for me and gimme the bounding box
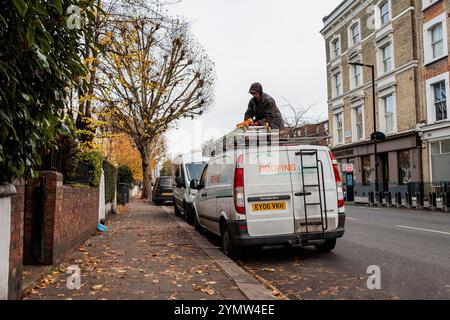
[350,63,362,89]
[431,23,444,58]
[423,13,448,65]
[381,42,393,73]
[334,111,344,146]
[376,37,394,76]
[332,70,343,97]
[383,95,395,133]
[351,104,365,142]
[379,91,397,134]
[433,81,447,121]
[378,0,391,26]
[348,20,361,48]
[330,35,341,60]
[425,72,450,124]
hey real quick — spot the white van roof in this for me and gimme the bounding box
[173,151,209,164]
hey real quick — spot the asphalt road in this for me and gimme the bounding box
[236,206,450,300]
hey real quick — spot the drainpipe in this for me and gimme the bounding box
[410,0,425,186]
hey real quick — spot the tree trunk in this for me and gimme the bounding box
[136,141,152,201]
[141,158,152,201]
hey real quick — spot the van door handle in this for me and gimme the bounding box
[201,192,208,197]
[295,192,312,197]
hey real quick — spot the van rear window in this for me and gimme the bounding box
[186,163,206,180]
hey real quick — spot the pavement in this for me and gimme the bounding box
[238,206,450,300]
[23,199,275,300]
[22,200,450,300]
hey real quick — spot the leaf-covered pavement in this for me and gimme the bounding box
[24,200,246,300]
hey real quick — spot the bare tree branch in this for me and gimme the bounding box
[96,8,216,199]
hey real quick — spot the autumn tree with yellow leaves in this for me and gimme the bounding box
[103,132,167,184]
[97,9,215,200]
[103,133,143,182]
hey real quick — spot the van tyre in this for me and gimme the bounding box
[315,238,337,253]
[154,200,162,206]
[221,226,241,259]
[184,203,193,224]
[194,213,205,234]
[174,203,181,216]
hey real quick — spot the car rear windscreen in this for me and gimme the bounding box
[159,178,171,187]
[186,163,206,181]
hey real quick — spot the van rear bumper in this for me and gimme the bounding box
[227,214,345,247]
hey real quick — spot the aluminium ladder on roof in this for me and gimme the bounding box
[202,126,329,157]
[202,126,278,157]
[295,149,329,243]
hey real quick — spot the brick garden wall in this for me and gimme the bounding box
[52,185,99,265]
[23,172,99,266]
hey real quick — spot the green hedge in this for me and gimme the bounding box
[0,1,97,183]
[118,165,133,184]
[103,160,117,204]
[75,150,104,187]
[58,117,79,182]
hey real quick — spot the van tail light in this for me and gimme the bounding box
[234,166,246,215]
[329,150,344,208]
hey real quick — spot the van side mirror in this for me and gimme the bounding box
[190,179,200,190]
[175,177,185,188]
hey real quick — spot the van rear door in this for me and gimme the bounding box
[243,147,295,237]
[287,147,339,235]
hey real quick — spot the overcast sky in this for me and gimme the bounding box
[165,0,342,158]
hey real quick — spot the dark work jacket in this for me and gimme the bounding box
[244,93,284,129]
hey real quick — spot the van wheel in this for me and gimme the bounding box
[315,238,337,253]
[154,199,162,206]
[221,226,241,259]
[194,213,205,234]
[174,203,181,216]
[185,203,194,225]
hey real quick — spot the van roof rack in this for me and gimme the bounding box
[202,126,330,157]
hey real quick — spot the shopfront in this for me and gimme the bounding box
[420,122,450,185]
[331,131,422,203]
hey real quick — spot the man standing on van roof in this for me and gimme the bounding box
[244,82,285,129]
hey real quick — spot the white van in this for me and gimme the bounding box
[190,145,345,258]
[172,152,209,223]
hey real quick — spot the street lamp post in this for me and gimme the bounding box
[349,62,379,194]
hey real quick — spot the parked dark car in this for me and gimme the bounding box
[152,176,173,205]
